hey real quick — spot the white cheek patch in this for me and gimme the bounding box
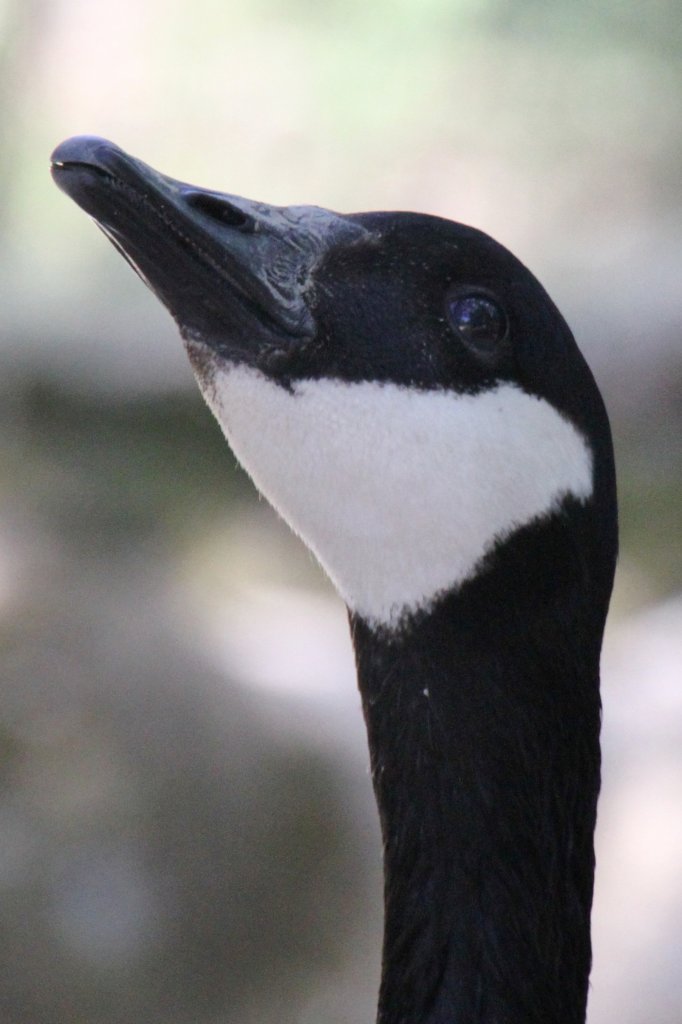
[198,362,593,629]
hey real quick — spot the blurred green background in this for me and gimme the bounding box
[1,1,681,1022]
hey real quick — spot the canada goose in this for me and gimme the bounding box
[51,136,617,1024]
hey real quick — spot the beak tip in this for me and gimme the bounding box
[50,135,122,170]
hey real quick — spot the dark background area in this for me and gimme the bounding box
[0,2,681,1021]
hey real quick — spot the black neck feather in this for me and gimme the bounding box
[350,503,613,1024]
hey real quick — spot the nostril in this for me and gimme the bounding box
[185,192,254,231]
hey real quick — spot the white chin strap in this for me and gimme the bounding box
[198,362,593,629]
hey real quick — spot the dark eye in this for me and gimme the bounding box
[446,292,509,359]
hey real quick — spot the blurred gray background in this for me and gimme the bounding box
[1,1,681,1021]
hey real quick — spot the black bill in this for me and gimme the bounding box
[50,136,367,362]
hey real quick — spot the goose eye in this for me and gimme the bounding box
[446,292,508,358]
